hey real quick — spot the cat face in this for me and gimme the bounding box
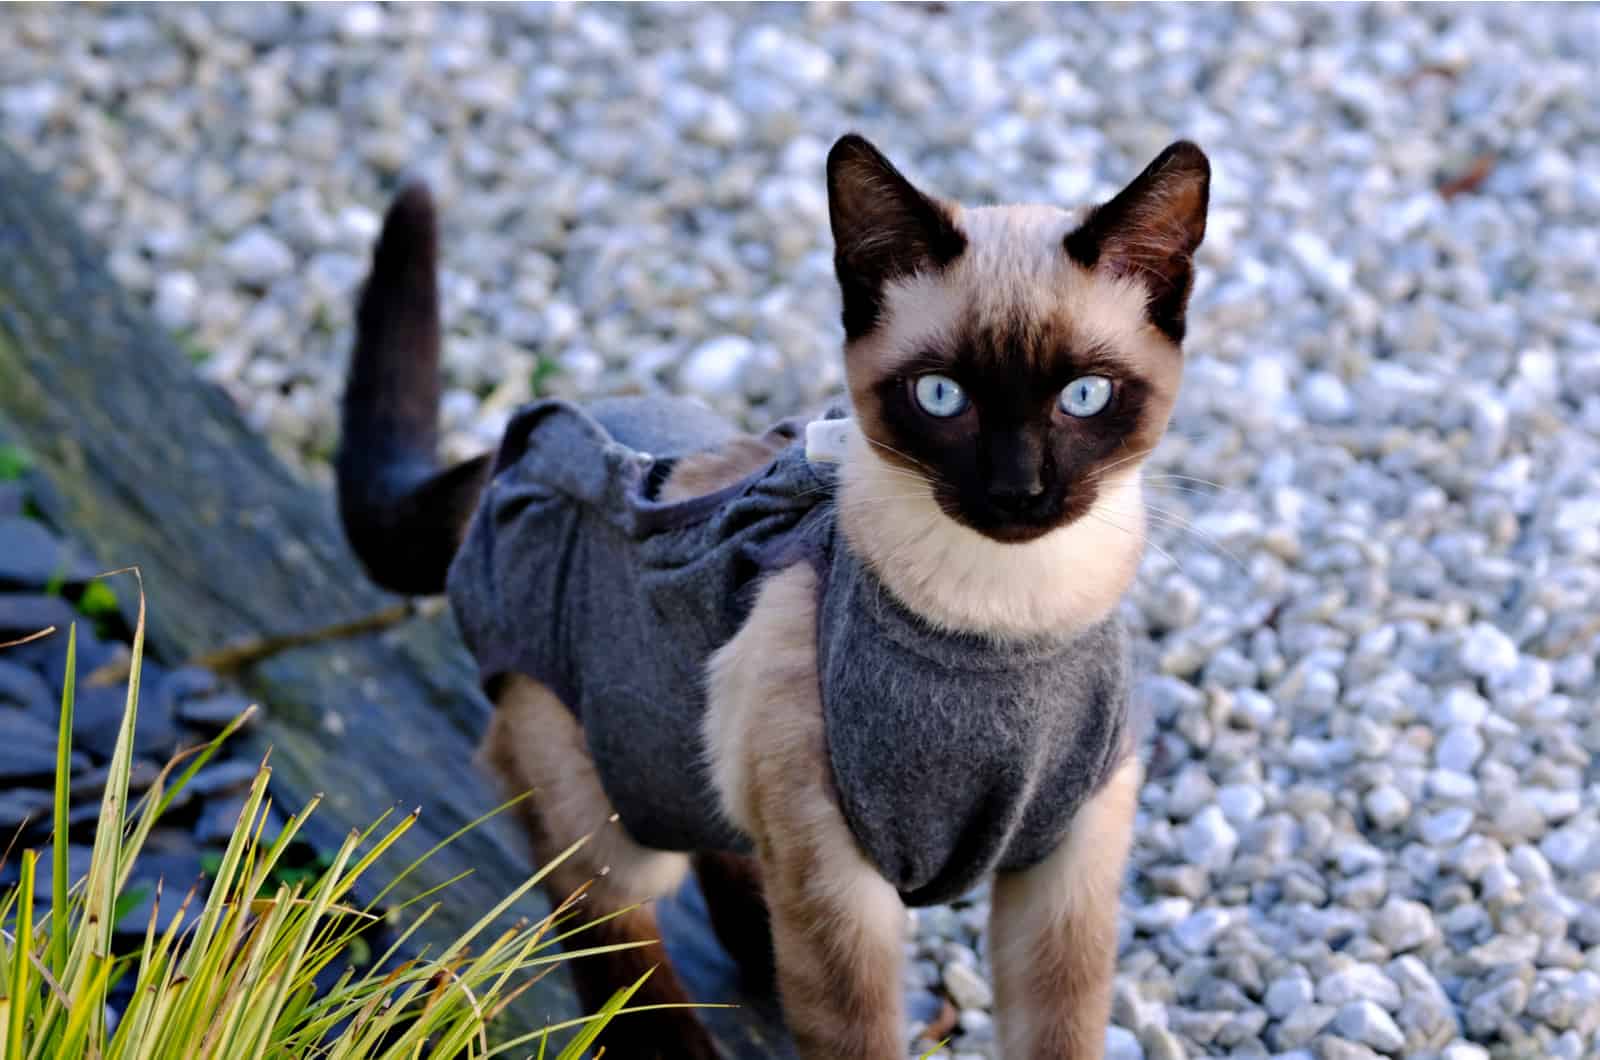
[827,136,1209,544]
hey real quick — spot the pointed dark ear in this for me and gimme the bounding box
[1065,141,1210,343]
[827,134,966,340]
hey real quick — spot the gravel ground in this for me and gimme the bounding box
[5,4,1600,1058]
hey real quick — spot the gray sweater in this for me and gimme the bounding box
[447,397,1136,906]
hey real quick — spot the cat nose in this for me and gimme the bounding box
[986,479,1046,514]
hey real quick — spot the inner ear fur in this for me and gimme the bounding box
[827,133,966,340]
[1064,140,1210,343]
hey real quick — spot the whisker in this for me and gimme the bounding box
[1138,483,1214,499]
[1143,473,1231,491]
[864,437,936,474]
[1086,508,1183,574]
[1086,447,1157,481]
[1140,506,1249,573]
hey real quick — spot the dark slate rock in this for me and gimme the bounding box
[195,791,249,846]
[174,691,256,731]
[3,616,121,687]
[0,787,52,830]
[0,843,93,898]
[114,852,207,938]
[0,515,97,589]
[156,665,218,705]
[68,758,161,800]
[0,593,78,637]
[67,800,104,833]
[0,659,53,715]
[141,826,203,859]
[197,796,285,848]
[72,684,181,762]
[186,759,260,798]
[0,708,88,782]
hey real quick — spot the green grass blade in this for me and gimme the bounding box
[49,624,77,977]
[363,791,532,912]
[554,969,650,1060]
[55,955,112,1057]
[7,850,37,1056]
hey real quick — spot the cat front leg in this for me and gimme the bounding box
[989,757,1142,1060]
[706,564,907,1059]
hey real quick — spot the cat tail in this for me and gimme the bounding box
[336,183,491,595]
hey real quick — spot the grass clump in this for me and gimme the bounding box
[1,572,668,1059]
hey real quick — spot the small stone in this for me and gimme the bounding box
[1133,897,1193,934]
[1166,765,1215,820]
[153,271,200,330]
[1332,1000,1405,1052]
[1228,688,1278,730]
[1458,623,1518,680]
[680,335,757,395]
[1419,807,1475,846]
[1317,1040,1383,1060]
[942,961,993,1011]
[1487,658,1554,714]
[1139,1026,1186,1060]
[1265,976,1314,1019]
[958,1008,993,1041]
[1272,1003,1336,1049]
[1431,687,1488,729]
[221,227,295,286]
[1318,964,1401,1010]
[1427,770,1478,803]
[1106,1025,1144,1060]
[1216,783,1265,825]
[1363,785,1411,831]
[1372,897,1437,954]
[1169,1009,1232,1045]
[1181,806,1239,872]
[1465,977,1528,1036]
[1539,825,1596,873]
[1147,864,1208,900]
[1300,372,1354,423]
[1173,908,1233,954]
[1434,725,1484,773]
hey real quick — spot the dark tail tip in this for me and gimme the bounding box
[336,183,489,596]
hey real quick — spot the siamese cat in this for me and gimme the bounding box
[337,134,1208,1060]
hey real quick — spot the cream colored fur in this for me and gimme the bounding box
[705,564,906,1059]
[990,757,1143,1059]
[838,425,1147,639]
[480,675,690,902]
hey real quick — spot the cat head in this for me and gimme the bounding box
[827,134,1209,547]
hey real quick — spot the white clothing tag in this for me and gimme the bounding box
[805,417,856,464]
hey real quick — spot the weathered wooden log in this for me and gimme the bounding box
[0,139,792,1056]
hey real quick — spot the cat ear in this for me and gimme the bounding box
[827,134,966,340]
[1064,141,1210,343]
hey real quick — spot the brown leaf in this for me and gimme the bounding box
[1439,155,1495,200]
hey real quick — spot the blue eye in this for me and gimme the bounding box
[914,374,969,417]
[1060,375,1112,417]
